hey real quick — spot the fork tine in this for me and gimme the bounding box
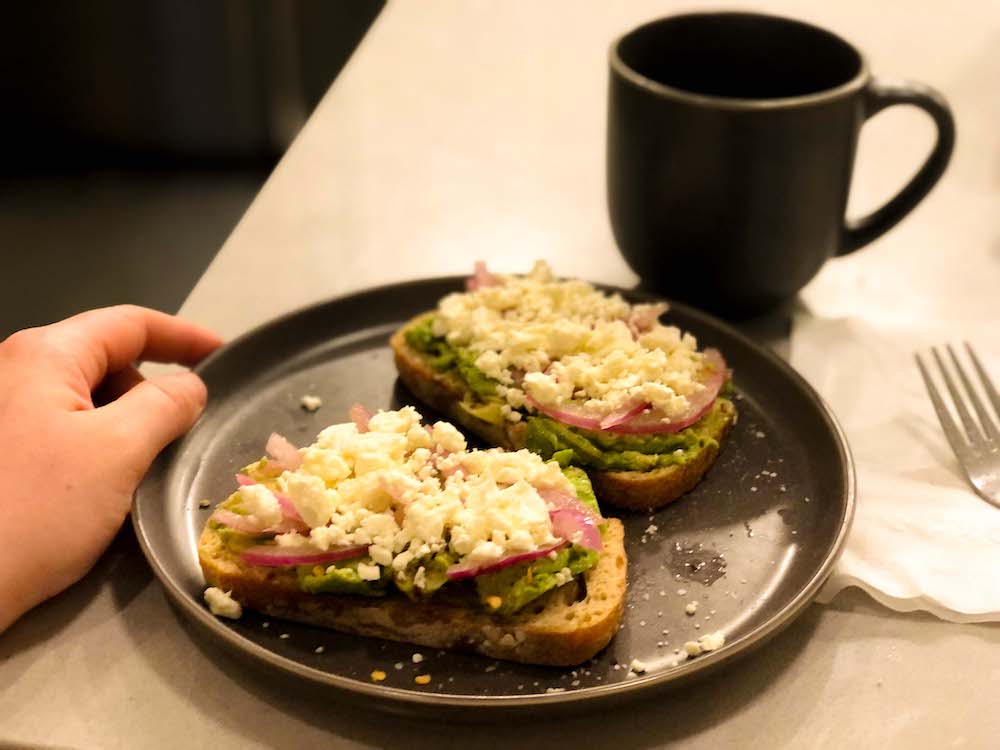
[932,347,985,446]
[948,344,1000,444]
[965,342,1000,421]
[916,353,970,460]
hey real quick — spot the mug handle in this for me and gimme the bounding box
[839,78,955,255]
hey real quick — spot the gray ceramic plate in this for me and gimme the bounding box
[133,276,854,718]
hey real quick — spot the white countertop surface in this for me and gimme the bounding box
[4,1,999,748]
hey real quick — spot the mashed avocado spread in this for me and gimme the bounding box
[405,315,728,472]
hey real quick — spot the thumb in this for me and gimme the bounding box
[96,371,208,469]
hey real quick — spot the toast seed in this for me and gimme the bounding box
[371,670,387,682]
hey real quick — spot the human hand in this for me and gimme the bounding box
[0,305,222,632]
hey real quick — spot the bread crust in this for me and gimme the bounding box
[199,520,627,667]
[391,316,736,511]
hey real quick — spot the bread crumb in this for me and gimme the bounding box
[571,679,580,687]
[677,588,687,596]
[629,658,647,674]
[642,592,650,601]
[314,646,325,654]
[394,662,404,670]
[685,601,699,615]
[300,394,323,412]
[414,674,431,685]
[412,653,424,663]
[371,670,387,682]
[279,633,290,640]
[545,687,565,693]
[262,622,269,628]
[198,499,211,509]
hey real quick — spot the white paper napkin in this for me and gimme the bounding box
[790,315,1000,622]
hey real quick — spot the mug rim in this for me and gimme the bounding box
[609,11,870,110]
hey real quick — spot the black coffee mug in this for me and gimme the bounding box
[607,12,955,316]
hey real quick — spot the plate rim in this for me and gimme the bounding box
[133,274,856,714]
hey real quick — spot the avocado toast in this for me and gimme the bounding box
[391,261,736,511]
[198,406,626,666]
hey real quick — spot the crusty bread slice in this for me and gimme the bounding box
[390,315,736,511]
[199,519,626,667]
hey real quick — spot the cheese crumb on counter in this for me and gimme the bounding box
[629,658,647,674]
[203,587,242,619]
[300,394,323,412]
[698,631,726,652]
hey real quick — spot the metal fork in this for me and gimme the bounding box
[916,343,1000,508]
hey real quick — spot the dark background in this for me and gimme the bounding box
[0,0,385,338]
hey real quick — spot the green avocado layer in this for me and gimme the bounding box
[298,558,393,597]
[475,544,599,616]
[214,466,600,613]
[525,400,731,471]
[405,318,499,398]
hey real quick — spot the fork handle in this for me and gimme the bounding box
[839,79,956,255]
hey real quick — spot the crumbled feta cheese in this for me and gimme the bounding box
[300,394,323,412]
[629,658,647,674]
[430,261,707,420]
[280,472,337,528]
[224,408,586,586]
[683,640,703,656]
[698,631,726,652]
[237,485,283,528]
[204,587,242,619]
[552,567,573,587]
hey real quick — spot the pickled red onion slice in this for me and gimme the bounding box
[265,433,301,471]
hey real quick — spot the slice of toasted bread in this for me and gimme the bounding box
[390,315,736,511]
[199,519,626,667]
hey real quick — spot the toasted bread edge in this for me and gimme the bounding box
[199,519,626,667]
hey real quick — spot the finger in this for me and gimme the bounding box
[92,365,145,407]
[92,371,208,469]
[44,305,222,389]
